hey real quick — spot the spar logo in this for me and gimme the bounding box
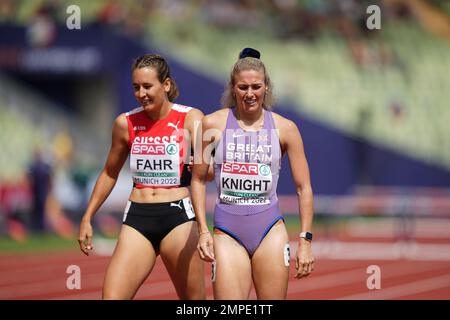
[222,162,258,175]
[259,164,271,176]
[132,144,165,155]
[166,143,178,155]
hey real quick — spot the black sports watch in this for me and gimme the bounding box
[299,231,313,242]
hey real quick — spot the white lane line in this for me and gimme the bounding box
[292,241,450,261]
[338,274,450,300]
[344,218,450,238]
[58,275,214,300]
[53,291,102,300]
[286,259,447,296]
[58,279,178,300]
[0,272,105,299]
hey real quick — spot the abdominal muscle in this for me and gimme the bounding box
[129,186,190,203]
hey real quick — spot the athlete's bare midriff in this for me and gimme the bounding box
[129,186,190,203]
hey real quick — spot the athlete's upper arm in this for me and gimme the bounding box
[185,108,205,147]
[202,109,229,153]
[103,114,130,178]
[185,108,205,135]
[278,117,312,190]
[191,109,226,181]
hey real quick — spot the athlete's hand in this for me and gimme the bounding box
[78,218,94,256]
[187,155,194,172]
[197,232,215,262]
[295,239,314,278]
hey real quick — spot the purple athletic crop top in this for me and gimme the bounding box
[213,108,281,216]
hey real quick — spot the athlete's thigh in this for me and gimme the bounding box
[160,221,205,300]
[103,224,157,299]
[251,220,289,300]
[213,232,252,300]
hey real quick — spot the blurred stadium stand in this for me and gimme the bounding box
[0,0,449,239]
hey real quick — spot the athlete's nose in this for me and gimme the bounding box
[139,88,147,98]
[245,88,255,98]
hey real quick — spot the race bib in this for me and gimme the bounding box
[130,140,180,187]
[219,162,272,205]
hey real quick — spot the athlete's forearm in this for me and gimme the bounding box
[191,178,209,234]
[297,185,314,232]
[206,162,215,182]
[82,170,118,221]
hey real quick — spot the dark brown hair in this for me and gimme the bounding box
[131,54,179,102]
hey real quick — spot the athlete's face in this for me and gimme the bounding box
[132,67,170,111]
[233,69,266,114]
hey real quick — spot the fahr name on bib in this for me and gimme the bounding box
[130,135,180,187]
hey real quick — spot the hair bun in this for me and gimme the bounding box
[239,48,261,59]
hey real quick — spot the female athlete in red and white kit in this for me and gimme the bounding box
[78,54,206,299]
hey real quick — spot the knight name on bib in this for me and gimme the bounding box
[220,162,272,205]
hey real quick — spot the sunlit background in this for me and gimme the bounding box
[0,0,449,300]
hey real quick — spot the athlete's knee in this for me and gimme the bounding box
[178,280,206,300]
[181,288,206,300]
[102,288,133,300]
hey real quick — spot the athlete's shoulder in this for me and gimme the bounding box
[114,113,129,130]
[203,108,229,127]
[172,103,204,124]
[185,107,205,127]
[172,103,194,113]
[111,114,130,144]
[271,112,298,131]
[125,106,144,117]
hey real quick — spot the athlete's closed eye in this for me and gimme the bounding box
[237,84,263,91]
[133,84,153,91]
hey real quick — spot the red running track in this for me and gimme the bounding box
[1,242,449,300]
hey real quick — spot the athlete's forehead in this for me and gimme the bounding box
[234,69,265,85]
[132,67,160,83]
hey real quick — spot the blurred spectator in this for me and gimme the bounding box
[354,106,373,185]
[122,4,148,38]
[0,0,17,23]
[27,149,52,233]
[26,147,75,238]
[389,99,406,124]
[52,128,74,167]
[0,176,31,241]
[96,0,127,32]
[27,1,60,48]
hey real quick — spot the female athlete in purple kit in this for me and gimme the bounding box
[191,48,315,299]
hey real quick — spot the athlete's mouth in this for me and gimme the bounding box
[141,99,153,106]
[244,99,257,106]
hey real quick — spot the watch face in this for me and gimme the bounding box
[301,232,313,241]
